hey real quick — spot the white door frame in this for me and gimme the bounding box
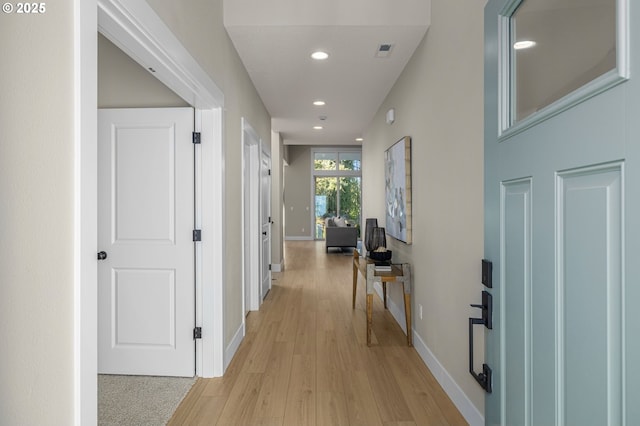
[242,118,261,314]
[260,143,272,299]
[76,0,226,423]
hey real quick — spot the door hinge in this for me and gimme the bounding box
[269,264,272,271]
[268,216,271,223]
[193,229,202,242]
[192,132,201,144]
[193,327,202,339]
[268,169,271,176]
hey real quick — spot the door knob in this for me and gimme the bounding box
[97,251,107,260]
[262,231,267,236]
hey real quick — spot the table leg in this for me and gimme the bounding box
[366,294,373,346]
[383,282,387,309]
[352,262,358,309]
[404,293,413,347]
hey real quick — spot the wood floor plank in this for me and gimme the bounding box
[242,320,280,374]
[316,391,350,426]
[283,354,316,426]
[176,395,226,426]
[167,378,207,425]
[276,286,302,342]
[215,372,263,425]
[316,330,345,393]
[385,346,466,425]
[343,370,384,426]
[363,346,414,423]
[293,307,316,356]
[250,341,295,422]
[169,241,468,426]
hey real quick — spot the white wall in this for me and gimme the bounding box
[98,33,188,108]
[145,0,272,349]
[0,3,75,424]
[283,145,313,239]
[224,0,430,26]
[270,131,285,269]
[362,0,486,422]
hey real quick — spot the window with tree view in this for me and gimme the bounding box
[313,150,362,240]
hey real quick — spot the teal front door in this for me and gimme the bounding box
[484,0,639,424]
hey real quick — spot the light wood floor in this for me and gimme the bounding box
[169,241,467,425]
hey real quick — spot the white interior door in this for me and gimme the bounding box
[242,119,261,311]
[243,144,252,316]
[98,107,195,377]
[260,147,272,300]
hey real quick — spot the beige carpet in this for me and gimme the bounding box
[98,375,196,426]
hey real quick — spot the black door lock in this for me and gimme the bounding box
[470,290,492,330]
[97,251,107,260]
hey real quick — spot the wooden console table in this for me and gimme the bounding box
[352,250,412,346]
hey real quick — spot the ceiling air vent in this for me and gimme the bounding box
[375,44,394,58]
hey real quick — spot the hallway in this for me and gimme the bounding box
[169,241,466,425]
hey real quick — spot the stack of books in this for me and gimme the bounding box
[374,261,392,272]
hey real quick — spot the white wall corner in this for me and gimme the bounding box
[75,0,98,423]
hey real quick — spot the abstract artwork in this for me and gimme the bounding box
[384,136,412,244]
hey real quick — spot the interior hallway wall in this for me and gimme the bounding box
[270,131,285,270]
[145,0,272,351]
[0,3,76,424]
[361,0,486,420]
[283,145,313,239]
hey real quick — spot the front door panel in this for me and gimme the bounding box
[484,0,638,424]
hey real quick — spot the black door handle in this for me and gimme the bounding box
[262,231,267,236]
[97,251,107,260]
[469,290,492,393]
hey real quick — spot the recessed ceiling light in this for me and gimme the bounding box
[355,138,364,142]
[313,126,323,130]
[313,100,326,106]
[513,40,536,50]
[311,51,329,60]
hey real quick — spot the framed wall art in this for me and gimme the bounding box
[384,136,412,244]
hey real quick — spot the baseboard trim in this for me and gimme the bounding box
[284,236,314,241]
[271,262,282,272]
[224,322,245,372]
[372,283,484,426]
[413,329,484,426]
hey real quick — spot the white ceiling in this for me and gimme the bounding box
[224,1,430,145]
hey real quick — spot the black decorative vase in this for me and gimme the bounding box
[364,218,378,255]
[371,227,387,250]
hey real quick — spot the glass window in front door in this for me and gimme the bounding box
[511,0,616,123]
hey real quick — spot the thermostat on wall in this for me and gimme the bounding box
[386,108,395,125]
